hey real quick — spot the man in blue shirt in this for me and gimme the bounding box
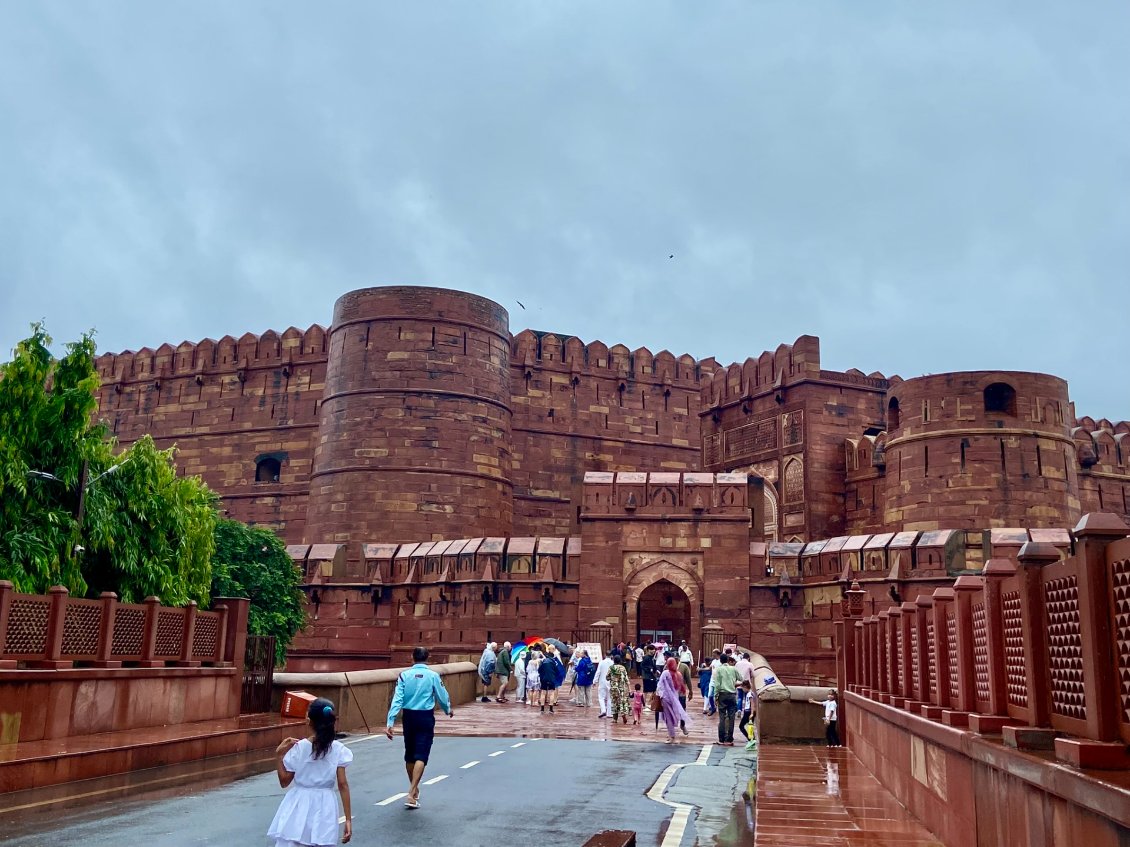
[385,646,454,808]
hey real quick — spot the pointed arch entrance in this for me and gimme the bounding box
[637,580,691,645]
[623,558,702,653]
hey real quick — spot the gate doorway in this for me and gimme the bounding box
[241,635,276,714]
[637,579,691,647]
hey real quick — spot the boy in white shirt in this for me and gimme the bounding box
[809,689,840,747]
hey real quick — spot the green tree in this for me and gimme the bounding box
[210,518,306,665]
[0,324,217,604]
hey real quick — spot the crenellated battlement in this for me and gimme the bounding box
[509,328,718,386]
[699,335,835,409]
[94,325,329,384]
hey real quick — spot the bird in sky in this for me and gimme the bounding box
[668,254,674,259]
[516,300,526,310]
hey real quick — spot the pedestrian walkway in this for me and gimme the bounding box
[753,745,942,846]
[435,695,730,745]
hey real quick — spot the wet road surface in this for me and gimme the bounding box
[1,735,704,847]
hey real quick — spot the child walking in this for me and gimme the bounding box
[268,697,353,846]
[737,681,757,749]
[631,683,644,725]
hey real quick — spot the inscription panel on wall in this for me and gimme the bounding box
[723,416,778,462]
[782,410,804,448]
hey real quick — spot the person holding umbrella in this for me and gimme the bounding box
[538,646,563,713]
[640,645,660,710]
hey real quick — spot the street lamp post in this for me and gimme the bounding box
[27,458,131,568]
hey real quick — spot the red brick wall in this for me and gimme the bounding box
[89,287,1130,674]
[304,287,514,545]
[577,472,760,652]
[699,335,888,542]
[1073,417,1130,522]
[882,371,1080,530]
[509,331,716,537]
[94,326,328,539]
[847,692,1130,847]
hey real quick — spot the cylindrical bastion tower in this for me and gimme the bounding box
[305,286,513,544]
[882,370,1080,530]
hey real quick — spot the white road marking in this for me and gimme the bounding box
[510,742,526,748]
[376,793,408,806]
[488,750,506,757]
[423,774,448,785]
[646,744,714,847]
[344,734,383,745]
[460,760,480,769]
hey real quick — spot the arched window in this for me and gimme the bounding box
[887,397,901,431]
[783,458,803,503]
[763,484,780,542]
[983,383,1017,416]
[255,456,281,483]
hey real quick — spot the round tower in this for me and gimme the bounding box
[881,371,1079,529]
[305,286,513,544]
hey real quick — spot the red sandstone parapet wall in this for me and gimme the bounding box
[285,535,580,587]
[89,286,727,545]
[0,581,232,670]
[840,516,1130,845]
[840,513,1130,764]
[509,329,719,536]
[697,335,825,409]
[305,287,514,544]
[93,325,330,540]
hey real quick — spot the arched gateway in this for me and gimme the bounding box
[623,559,702,651]
[574,471,763,661]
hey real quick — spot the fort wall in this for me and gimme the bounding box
[509,329,717,536]
[305,287,513,544]
[94,325,329,539]
[880,371,1079,530]
[86,284,1130,675]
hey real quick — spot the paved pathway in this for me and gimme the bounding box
[1,699,941,847]
[753,745,943,846]
[436,692,727,745]
[2,734,708,847]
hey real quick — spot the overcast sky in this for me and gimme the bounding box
[2,3,1127,418]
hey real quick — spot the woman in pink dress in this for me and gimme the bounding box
[656,657,690,743]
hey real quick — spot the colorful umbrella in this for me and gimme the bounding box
[511,636,546,660]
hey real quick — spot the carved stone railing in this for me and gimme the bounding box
[0,582,230,670]
[837,513,1130,769]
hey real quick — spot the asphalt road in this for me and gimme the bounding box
[1,736,704,847]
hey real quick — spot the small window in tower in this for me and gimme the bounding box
[887,397,901,431]
[255,456,281,483]
[984,383,1017,416]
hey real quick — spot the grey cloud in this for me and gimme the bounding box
[1,1,1127,417]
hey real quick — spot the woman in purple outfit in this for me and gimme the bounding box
[656,657,690,743]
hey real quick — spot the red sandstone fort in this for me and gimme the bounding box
[91,286,1130,678]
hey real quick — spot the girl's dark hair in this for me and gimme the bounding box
[307,698,337,759]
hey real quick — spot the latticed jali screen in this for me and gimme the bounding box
[0,585,226,668]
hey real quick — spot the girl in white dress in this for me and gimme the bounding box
[268,697,353,846]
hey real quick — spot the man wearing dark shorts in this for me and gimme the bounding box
[385,646,453,808]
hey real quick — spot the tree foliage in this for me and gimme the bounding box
[0,324,217,604]
[210,519,306,665]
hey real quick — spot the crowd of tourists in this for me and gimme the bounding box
[475,639,763,747]
[269,641,838,846]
